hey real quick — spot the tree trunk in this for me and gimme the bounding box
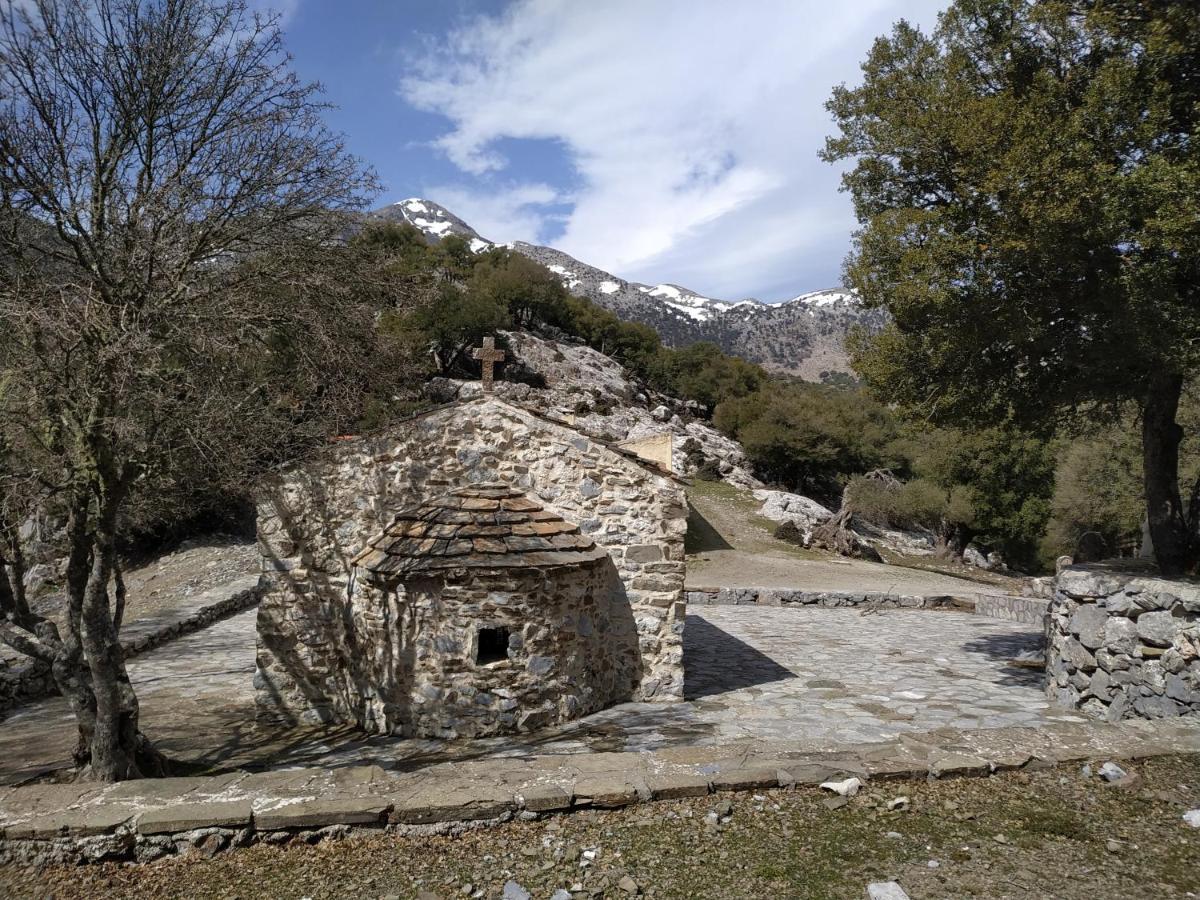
[0,551,17,621]
[1142,372,1194,575]
[56,489,99,769]
[0,520,35,629]
[79,499,167,781]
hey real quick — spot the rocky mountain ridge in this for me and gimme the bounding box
[370,198,887,379]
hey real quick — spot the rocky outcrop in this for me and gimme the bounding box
[753,490,831,543]
[752,487,937,557]
[430,331,762,489]
[1046,564,1200,721]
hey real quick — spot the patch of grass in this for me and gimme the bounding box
[684,479,746,503]
[685,481,825,560]
[1009,804,1092,842]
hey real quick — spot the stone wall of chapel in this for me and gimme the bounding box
[254,398,688,729]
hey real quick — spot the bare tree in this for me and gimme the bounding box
[0,0,379,781]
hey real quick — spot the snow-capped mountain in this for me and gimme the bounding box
[370,198,886,379]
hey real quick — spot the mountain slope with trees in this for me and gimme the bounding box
[374,198,887,380]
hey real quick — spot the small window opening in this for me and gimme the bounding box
[476,626,510,665]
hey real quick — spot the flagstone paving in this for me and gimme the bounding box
[0,604,1085,783]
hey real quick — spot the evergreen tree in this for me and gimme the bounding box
[824,0,1200,573]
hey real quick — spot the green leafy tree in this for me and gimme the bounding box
[1045,431,1145,561]
[1045,392,1200,561]
[469,250,572,329]
[649,343,766,413]
[716,384,897,497]
[824,0,1200,573]
[913,426,1055,568]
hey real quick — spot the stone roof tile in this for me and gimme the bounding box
[353,483,605,577]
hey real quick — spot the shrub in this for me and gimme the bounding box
[847,475,953,533]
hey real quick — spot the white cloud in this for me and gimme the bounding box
[401,0,946,300]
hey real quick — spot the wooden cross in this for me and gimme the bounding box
[472,335,506,392]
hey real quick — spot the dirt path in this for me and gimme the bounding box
[686,482,1024,597]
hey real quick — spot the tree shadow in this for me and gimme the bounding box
[684,505,733,554]
[682,614,796,699]
[961,630,1046,688]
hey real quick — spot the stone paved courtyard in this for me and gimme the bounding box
[0,604,1086,783]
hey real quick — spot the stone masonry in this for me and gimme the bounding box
[255,398,689,732]
[1046,563,1200,721]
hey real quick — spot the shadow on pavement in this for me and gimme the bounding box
[683,614,796,699]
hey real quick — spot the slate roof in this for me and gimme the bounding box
[352,483,607,577]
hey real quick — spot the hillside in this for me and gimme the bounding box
[369,199,886,379]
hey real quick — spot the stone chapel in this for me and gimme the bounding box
[253,396,689,739]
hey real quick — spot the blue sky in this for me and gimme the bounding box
[272,0,947,302]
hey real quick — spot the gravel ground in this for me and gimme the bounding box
[3,755,1197,900]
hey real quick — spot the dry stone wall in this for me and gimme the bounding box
[255,398,689,731]
[1047,564,1200,721]
[685,587,973,612]
[343,562,638,738]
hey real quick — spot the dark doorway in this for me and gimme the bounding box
[476,626,510,665]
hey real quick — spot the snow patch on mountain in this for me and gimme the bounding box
[786,288,861,311]
[371,198,885,378]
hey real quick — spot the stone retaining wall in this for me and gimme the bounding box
[0,582,263,719]
[684,587,973,612]
[1046,564,1200,721]
[974,594,1050,626]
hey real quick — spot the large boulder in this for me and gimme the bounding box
[753,490,832,530]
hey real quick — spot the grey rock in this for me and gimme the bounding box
[1057,567,1128,599]
[503,881,532,900]
[1061,637,1097,671]
[1132,694,1181,718]
[1166,673,1198,704]
[1104,617,1139,655]
[1071,604,1109,649]
[1105,691,1130,722]
[963,546,990,569]
[1089,668,1113,701]
[867,883,912,900]
[1137,611,1178,647]
[1104,594,1139,616]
